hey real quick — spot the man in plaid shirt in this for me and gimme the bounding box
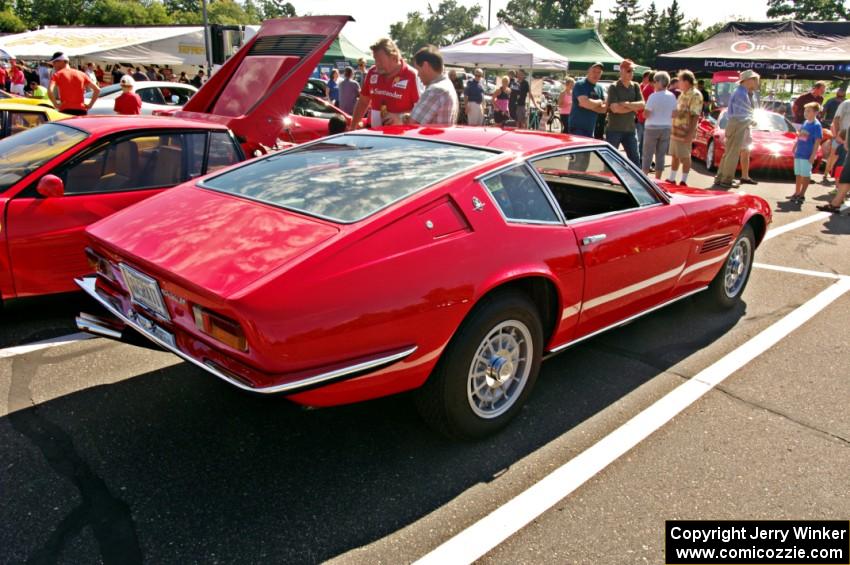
[394,45,458,126]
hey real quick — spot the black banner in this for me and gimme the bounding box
[666,520,849,564]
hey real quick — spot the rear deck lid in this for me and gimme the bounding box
[176,15,352,148]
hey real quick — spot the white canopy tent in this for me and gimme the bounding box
[440,23,569,70]
[0,26,207,67]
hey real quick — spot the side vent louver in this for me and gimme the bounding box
[247,34,325,57]
[700,234,734,254]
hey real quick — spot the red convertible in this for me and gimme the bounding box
[692,108,823,173]
[76,127,771,438]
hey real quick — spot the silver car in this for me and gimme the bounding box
[87,81,198,115]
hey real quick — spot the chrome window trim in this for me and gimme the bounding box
[75,276,418,395]
[596,146,671,205]
[477,163,565,226]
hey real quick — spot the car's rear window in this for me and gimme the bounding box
[200,134,495,223]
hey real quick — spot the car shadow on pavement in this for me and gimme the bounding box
[0,292,108,349]
[0,297,745,564]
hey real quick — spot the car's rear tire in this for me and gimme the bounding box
[700,225,755,310]
[415,290,543,440]
[706,140,717,171]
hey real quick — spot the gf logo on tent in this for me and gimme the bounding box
[471,37,511,46]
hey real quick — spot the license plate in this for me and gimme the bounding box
[119,264,169,320]
[127,310,177,348]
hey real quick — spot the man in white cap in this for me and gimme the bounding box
[714,69,759,189]
[47,51,100,116]
[113,75,142,115]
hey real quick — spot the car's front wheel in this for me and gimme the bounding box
[701,225,755,310]
[416,290,543,440]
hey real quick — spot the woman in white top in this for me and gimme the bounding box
[642,71,678,179]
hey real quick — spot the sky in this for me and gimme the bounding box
[287,0,770,52]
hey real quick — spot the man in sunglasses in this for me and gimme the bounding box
[605,59,644,165]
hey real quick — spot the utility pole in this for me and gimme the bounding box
[202,0,212,74]
[594,10,602,30]
[488,0,492,29]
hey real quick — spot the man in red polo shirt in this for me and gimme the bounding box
[348,37,420,129]
[47,51,100,116]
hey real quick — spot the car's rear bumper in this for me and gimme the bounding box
[75,276,417,395]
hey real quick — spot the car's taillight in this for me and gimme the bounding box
[192,305,247,352]
[85,247,115,281]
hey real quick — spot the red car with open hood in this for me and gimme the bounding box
[76,127,772,438]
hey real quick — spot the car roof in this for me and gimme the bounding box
[0,101,55,112]
[355,126,607,158]
[58,115,230,133]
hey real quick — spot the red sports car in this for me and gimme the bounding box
[692,108,823,173]
[76,127,771,438]
[0,116,244,301]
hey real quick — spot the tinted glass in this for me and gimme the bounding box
[60,132,188,194]
[202,135,494,223]
[8,111,48,135]
[0,123,88,191]
[207,132,240,173]
[186,132,206,178]
[482,166,559,223]
[293,95,344,119]
[138,87,165,105]
[753,109,795,133]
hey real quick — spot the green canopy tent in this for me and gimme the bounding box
[518,28,650,76]
[320,34,373,69]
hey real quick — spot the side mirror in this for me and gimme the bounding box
[171,94,179,104]
[37,175,64,198]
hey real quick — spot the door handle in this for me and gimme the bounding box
[582,234,607,245]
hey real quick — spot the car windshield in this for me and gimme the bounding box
[719,109,794,133]
[201,134,495,223]
[0,123,88,191]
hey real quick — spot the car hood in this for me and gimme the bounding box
[175,15,351,149]
[750,129,796,152]
[88,185,340,298]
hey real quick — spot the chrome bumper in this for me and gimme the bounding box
[75,276,417,395]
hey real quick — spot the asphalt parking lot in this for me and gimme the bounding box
[1,160,848,564]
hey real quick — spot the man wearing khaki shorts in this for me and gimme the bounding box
[665,70,702,186]
[714,70,760,188]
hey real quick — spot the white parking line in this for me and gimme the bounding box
[0,332,94,359]
[414,277,850,565]
[764,212,831,241]
[754,262,849,280]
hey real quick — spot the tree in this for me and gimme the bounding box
[389,11,428,58]
[389,0,484,58]
[0,8,26,32]
[766,0,848,20]
[496,0,545,28]
[207,0,251,24]
[655,0,685,57]
[425,0,484,46]
[638,1,660,65]
[260,0,295,19]
[496,0,592,29]
[604,0,641,62]
[82,0,171,25]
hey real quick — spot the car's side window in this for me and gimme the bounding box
[9,111,47,135]
[482,165,560,223]
[59,132,190,195]
[531,150,639,220]
[206,132,241,173]
[138,87,165,105]
[186,132,207,178]
[598,150,660,206]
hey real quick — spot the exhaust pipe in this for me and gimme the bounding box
[76,312,125,339]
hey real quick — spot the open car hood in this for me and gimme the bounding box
[175,15,352,149]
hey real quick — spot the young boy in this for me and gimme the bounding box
[789,102,823,202]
